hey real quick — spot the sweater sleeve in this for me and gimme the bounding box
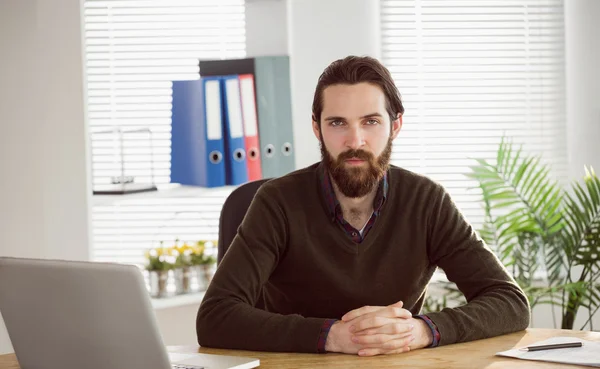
[196,185,327,353]
[424,184,531,346]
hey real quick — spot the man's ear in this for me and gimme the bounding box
[391,113,403,139]
[312,115,321,141]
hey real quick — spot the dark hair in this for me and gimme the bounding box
[311,55,404,126]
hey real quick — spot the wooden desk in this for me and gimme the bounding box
[1,328,598,368]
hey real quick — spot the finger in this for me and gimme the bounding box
[358,345,411,357]
[363,335,415,350]
[380,306,412,320]
[385,346,411,355]
[355,306,411,323]
[389,300,404,309]
[342,301,403,322]
[354,322,415,336]
[342,305,385,322]
[351,316,394,333]
[351,310,412,333]
[352,332,413,345]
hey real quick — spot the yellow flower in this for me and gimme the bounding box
[194,243,205,256]
[175,243,193,255]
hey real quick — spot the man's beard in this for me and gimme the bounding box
[320,135,392,198]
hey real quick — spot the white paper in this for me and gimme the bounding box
[496,336,600,367]
[225,78,244,139]
[204,80,223,140]
[240,77,258,137]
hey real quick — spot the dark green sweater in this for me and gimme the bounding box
[196,163,530,352]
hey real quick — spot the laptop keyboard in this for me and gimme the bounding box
[172,365,204,369]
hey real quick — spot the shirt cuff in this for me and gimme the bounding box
[415,315,441,348]
[316,319,337,353]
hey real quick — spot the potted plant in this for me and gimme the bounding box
[191,240,217,289]
[145,243,176,298]
[464,138,600,329]
[173,242,194,294]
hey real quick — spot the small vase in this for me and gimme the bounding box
[191,265,203,292]
[202,264,215,287]
[175,266,192,295]
[149,270,169,298]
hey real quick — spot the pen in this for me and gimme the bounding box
[519,342,583,352]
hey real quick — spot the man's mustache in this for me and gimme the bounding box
[336,149,374,162]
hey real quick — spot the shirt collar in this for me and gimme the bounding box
[318,162,388,221]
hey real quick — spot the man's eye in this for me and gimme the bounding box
[330,120,344,126]
[366,119,379,125]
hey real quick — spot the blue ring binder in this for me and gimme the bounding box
[209,151,223,164]
[233,148,246,162]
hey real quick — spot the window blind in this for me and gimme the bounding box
[84,0,245,264]
[381,0,567,228]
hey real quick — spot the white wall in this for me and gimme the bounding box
[245,0,289,57]
[154,304,199,346]
[287,0,381,169]
[0,0,91,355]
[532,303,600,331]
[565,0,600,180]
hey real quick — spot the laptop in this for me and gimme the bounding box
[0,257,259,369]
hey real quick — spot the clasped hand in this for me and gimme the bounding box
[325,301,433,356]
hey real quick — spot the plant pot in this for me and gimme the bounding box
[202,264,216,287]
[175,266,192,295]
[191,265,203,292]
[149,270,169,298]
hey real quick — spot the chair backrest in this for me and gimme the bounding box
[217,178,271,264]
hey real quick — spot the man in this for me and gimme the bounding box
[196,56,530,356]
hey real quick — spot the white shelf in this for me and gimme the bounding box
[147,271,453,311]
[92,184,238,206]
[151,291,206,310]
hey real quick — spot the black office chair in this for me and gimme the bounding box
[217,178,271,265]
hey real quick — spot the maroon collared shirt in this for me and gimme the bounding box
[318,162,387,243]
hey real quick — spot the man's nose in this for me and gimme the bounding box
[346,126,365,150]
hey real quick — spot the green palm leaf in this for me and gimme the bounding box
[464,139,600,329]
[468,137,567,312]
[562,169,600,265]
